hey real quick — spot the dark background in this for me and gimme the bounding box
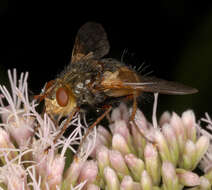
[1,0,212,119]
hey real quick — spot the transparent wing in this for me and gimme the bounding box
[123,76,198,95]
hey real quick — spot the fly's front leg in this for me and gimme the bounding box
[75,105,112,158]
[53,107,80,143]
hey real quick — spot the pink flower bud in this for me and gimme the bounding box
[119,102,130,123]
[162,123,179,166]
[181,140,196,170]
[112,134,131,155]
[176,169,200,186]
[133,108,149,135]
[199,176,211,190]
[131,123,146,159]
[170,112,186,154]
[162,162,179,190]
[90,133,108,158]
[144,143,161,185]
[193,136,210,169]
[45,155,65,189]
[125,154,144,182]
[78,160,98,190]
[64,159,84,187]
[140,170,153,190]
[159,111,171,126]
[154,129,172,162]
[113,120,135,153]
[113,120,130,142]
[111,103,129,123]
[96,146,110,176]
[109,150,130,179]
[120,176,134,190]
[204,167,212,184]
[104,166,120,190]
[97,125,112,143]
[111,107,122,122]
[182,110,196,142]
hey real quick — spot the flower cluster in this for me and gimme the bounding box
[0,69,211,190]
[0,70,96,190]
[81,102,212,190]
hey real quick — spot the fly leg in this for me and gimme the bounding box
[53,107,80,143]
[130,92,153,142]
[75,105,112,158]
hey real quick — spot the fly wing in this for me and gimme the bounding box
[123,76,198,95]
[71,22,110,63]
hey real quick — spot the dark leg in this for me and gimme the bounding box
[75,105,112,157]
[53,107,80,143]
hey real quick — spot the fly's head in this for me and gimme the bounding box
[42,79,77,117]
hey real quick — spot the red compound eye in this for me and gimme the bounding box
[56,87,69,107]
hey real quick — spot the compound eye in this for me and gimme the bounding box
[56,87,69,107]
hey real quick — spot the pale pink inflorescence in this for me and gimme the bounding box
[0,69,211,190]
[89,101,212,190]
[0,70,96,190]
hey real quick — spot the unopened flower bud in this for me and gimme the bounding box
[111,103,129,123]
[119,102,130,123]
[154,129,171,162]
[120,176,134,190]
[97,125,112,143]
[113,120,135,154]
[199,176,211,190]
[64,159,84,187]
[193,136,210,169]
[162,162,179,190]
[170,112,186,154]
[91,134,108,158]
[182,110,196,142]
[111,107,122,122]
[204,167,212,184]
[78,160,98,189]
[133,108,149,134]
[131,123,146,159]
[125,154,144,182]
[104,166,120,190]
[176,169,200,186]
[96,146,110,176]
[112,134,131,155]
[181,140,196,170]
[162,123,179,166]
[140,170,153,190]
[144,143,161,185]
[159,111,171,126]
[109,150,130,179]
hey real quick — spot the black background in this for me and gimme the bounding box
[1,0,212,119]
